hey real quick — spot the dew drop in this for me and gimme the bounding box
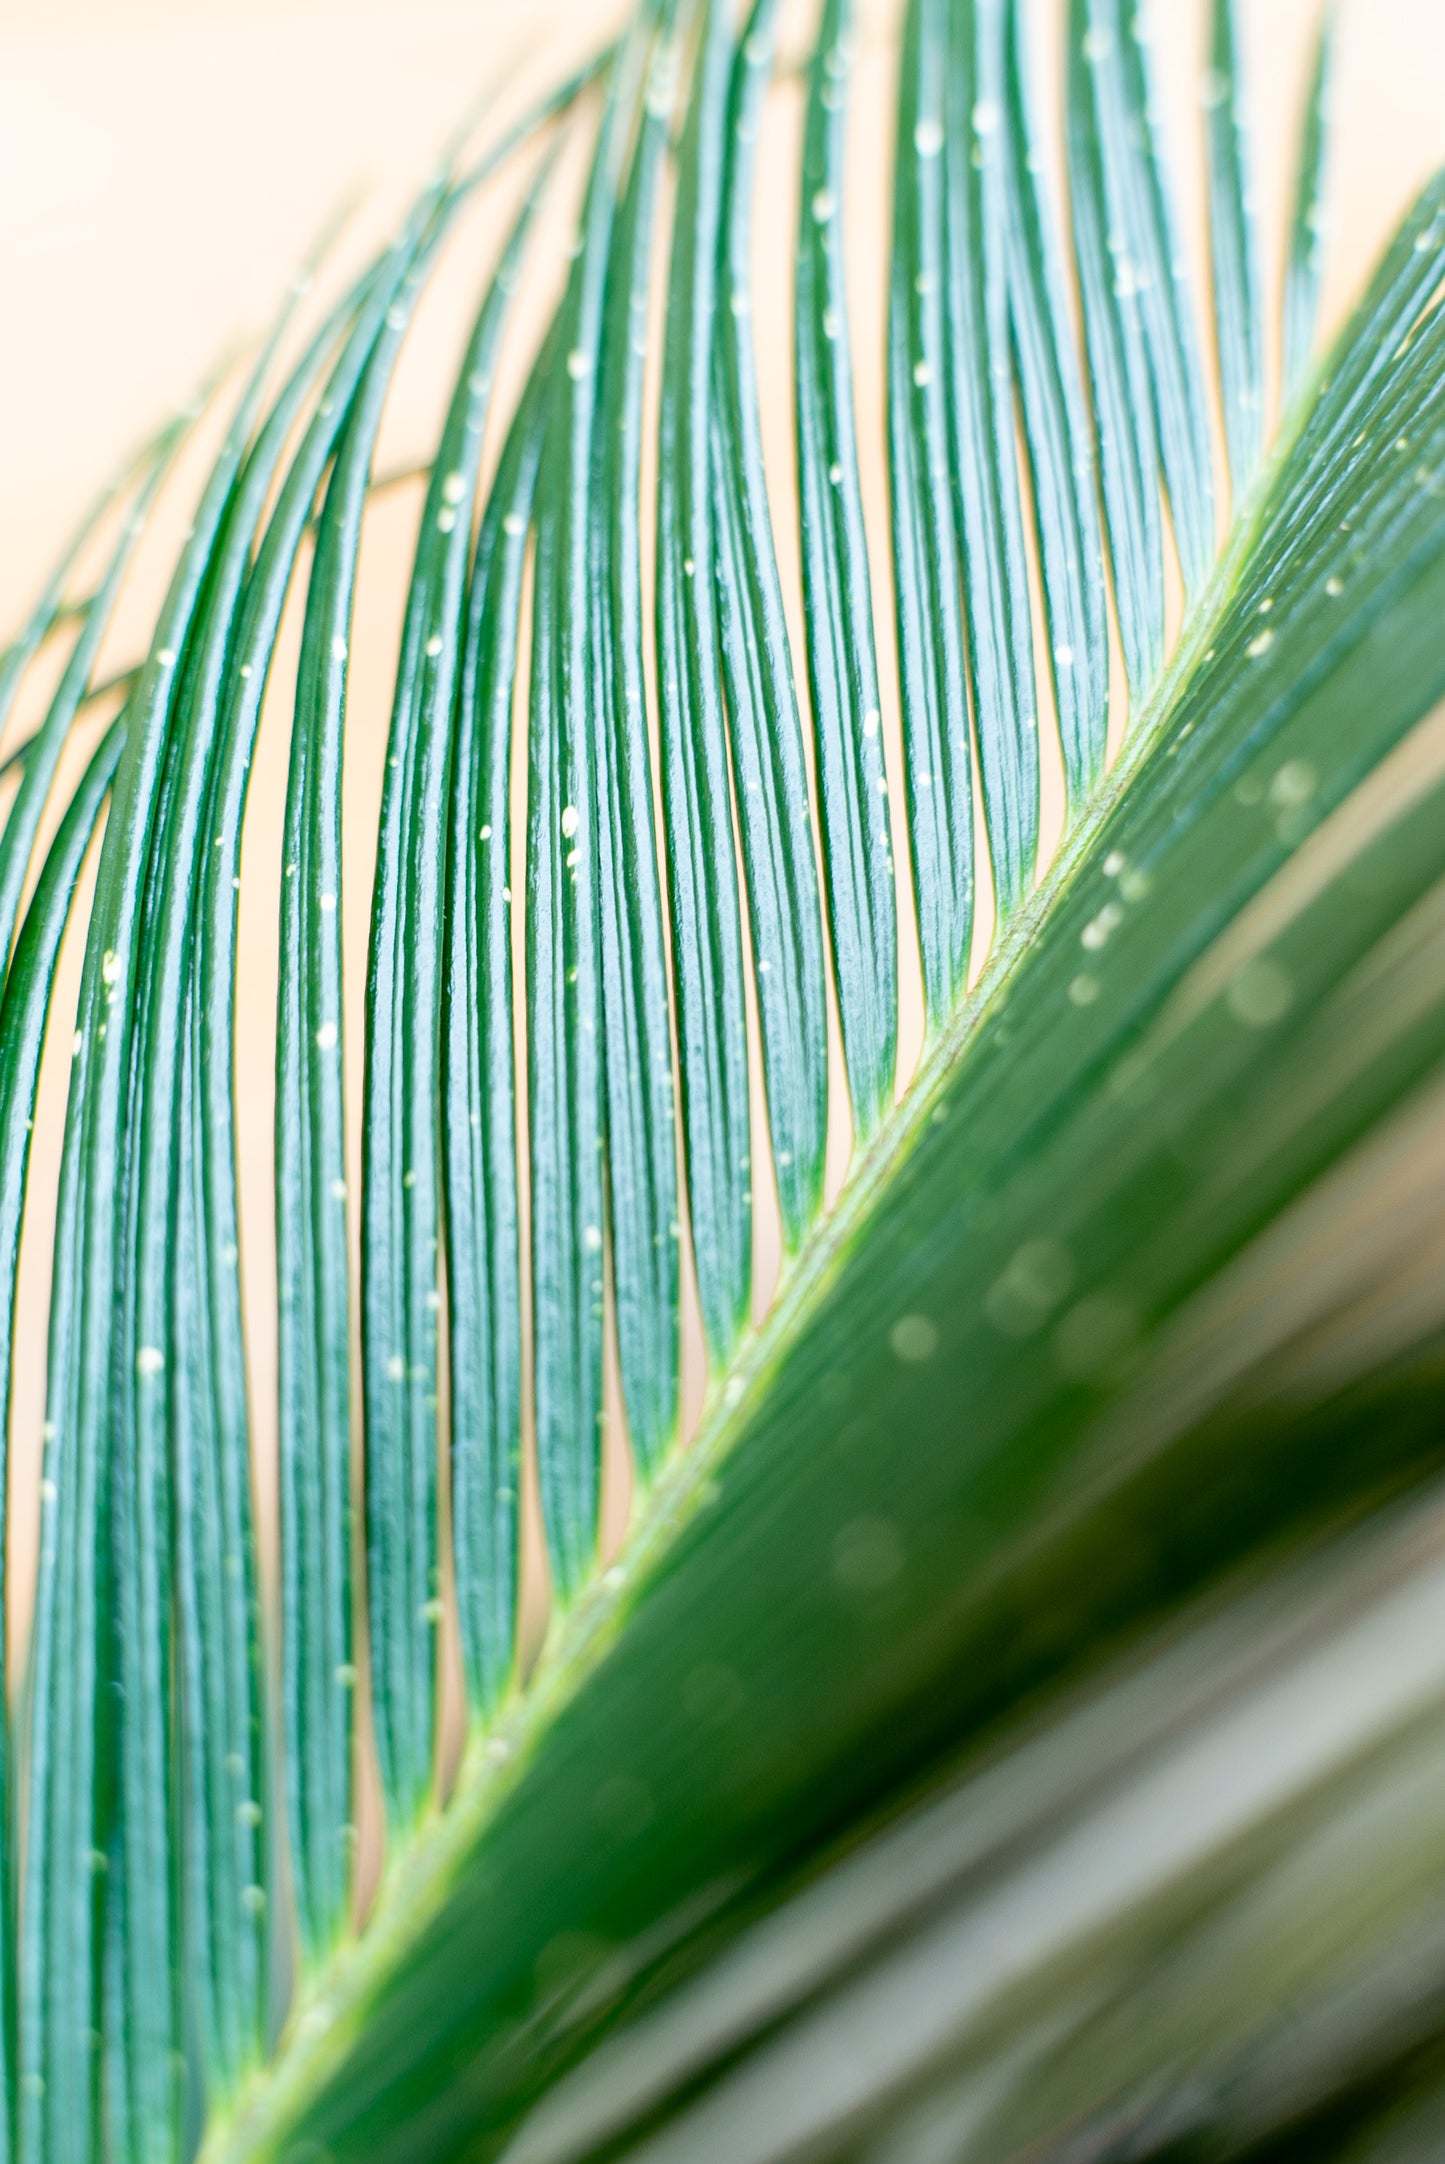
[1269,759,1317,809]
[985,1240,1075,1338]
[1081,901,1124,951]
[1228,960,1292,1028]
[890,1314,938,1363]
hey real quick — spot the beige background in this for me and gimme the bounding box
[1,0,1443,1883]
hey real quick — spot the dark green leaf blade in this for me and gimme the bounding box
[796,0,898,1133]
[526,437,604,1604]
[592,23,681,1473]
[1065,0,1165,703]
[943,0,1041,922]
[275,383,367,1963]
[530,28,658,1600]
[444,372,546,1717]
[1001,0,1111,816]
[888,0,974,1027]
[1113,0,1220,595]
[0,720,122,2164]
[1282,4,1339,404]
[1205,0,1266,497]
[655,0,753,1361]
[496,1490,1445,2164]
[713,0,829,1246]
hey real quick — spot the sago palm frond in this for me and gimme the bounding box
[2,2,1445,2160]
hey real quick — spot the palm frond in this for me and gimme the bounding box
[2,4,1443,2163]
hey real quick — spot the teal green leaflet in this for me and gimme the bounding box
[1283,5,1338,403]
[716,0,829,1234]
[1001,0,1110,816]
[796,0,897,1134]
[591,10,682,1470]
[942,0,1040,920]
[0,721,123,2164]
[528,15,660,1603]
[1065,0,1165,702]
[889,0,974,1026]
[444,369,547,1714]
[1205,0,1266,496]
[655,0,752,1361]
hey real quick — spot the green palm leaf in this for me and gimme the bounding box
[2,5,1443,2162]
